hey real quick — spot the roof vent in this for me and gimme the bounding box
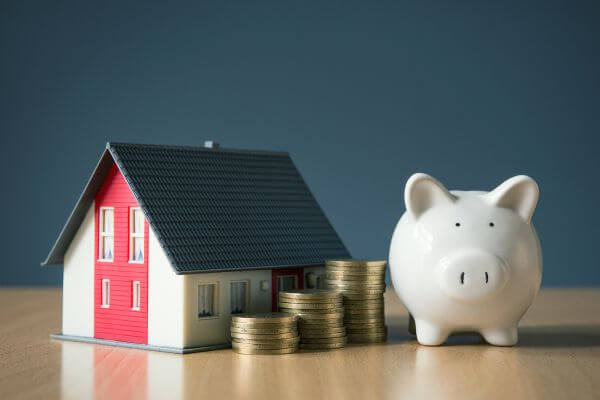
[204,140,219,149]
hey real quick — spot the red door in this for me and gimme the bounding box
[271,268,304,311]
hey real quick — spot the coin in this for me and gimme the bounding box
[343,302,384,310]
[299,319,344,327]
[232,345,298,355]
[231,313,297,325]
[342,291,383,301]
[233,336,300,346]
[299,326,346,334]
[345,326,387,334]
[279,289,341,301]
[232,340,300,350]
[230,325,298,334]
[291,312,345,321]
[344,308,385,316]
[299,341,346,350]
[344,322,386,329]
[230,331,298,340]
[326,280,386,289]
[301,331,347,339]
[344,317,386,325]
[300,336,348,344]
[347,332,387,343]
[337,289,386,295]
[326,259,387,267]
[278,301,342,310]
[325,267,386,275]
[326,273,385,282]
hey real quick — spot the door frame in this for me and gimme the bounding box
[271,267,304,311]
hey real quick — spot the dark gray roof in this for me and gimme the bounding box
[42,142,350,273]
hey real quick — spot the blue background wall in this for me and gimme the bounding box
[2,0,599,286]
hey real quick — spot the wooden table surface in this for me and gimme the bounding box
[1,288,599,400]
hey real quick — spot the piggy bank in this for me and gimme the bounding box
[389,173,542,346]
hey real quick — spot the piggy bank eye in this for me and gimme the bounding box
[489,222,495,227]
[455,222,461,227]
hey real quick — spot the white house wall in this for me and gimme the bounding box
[182,270,271,348]
[62,202,95,337]
[147,227,184,348]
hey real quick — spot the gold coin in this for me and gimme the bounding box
[342,293,383,300]
[299,320,345,328]
[299,341,346,350]
[230,331,298,340]
[230,324,298,335]
[326,259,387,267]
[232,340,299,350]
[300,336,348,344]
[279,289,341,301]
[326,280,386,288]
[344,302,384,310]
[345,322,386,329]
[325,266,386,275]
[290,310,345,319]
[326,273,385,282]
[233,336,300,346]
[346,326,388,334]
[232,345,298,355]
[231,313,297,325]
[337,289,386,295]
[299,326,346,334]
[344,308,385,316]
[277,301,342,310]
[301,331,347,339]
[344,317,386,324]
[347,332,387,343]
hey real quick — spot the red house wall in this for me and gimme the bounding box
[94,164,148,344]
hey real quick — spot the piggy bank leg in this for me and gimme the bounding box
[415,319,450,346]
[480,326,518,346]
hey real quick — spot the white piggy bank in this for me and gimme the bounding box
[389,173,542,346]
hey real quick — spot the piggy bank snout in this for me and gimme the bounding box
[437,249,508,302]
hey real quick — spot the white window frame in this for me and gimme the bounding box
[197,283,219,319]
[129,207,145,263]
[230,280,250,314]
[101,279,110,308]
[277,275,298,292]
[98,207,114,262]
[132,281,141,311]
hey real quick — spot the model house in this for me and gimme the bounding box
[42,142,350,353]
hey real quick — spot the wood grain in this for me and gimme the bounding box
[1,288,599,400]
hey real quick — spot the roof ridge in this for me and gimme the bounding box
[106,142,290,157]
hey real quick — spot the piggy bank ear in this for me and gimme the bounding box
[405,173,456,219]
[485,175,539,223]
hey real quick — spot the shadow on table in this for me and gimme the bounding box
[386,314,600,348]
[518,325,600,348]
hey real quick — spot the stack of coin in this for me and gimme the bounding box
[325,259,388,343]
[278,289,347,350]
[230,313,299,355]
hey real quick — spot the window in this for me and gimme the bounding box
[99,208,114,261]
[132,281,140,310]
[305,272,317,289]
[198,283,217,318]
[278,275,297,292]
[101,279,110,308]
[130,208,145,262]
[230,281,249,314]
[316,274,326,289]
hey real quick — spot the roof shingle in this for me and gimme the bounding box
[43,142,350,273]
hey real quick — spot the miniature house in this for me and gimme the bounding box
[42,142,350,353]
